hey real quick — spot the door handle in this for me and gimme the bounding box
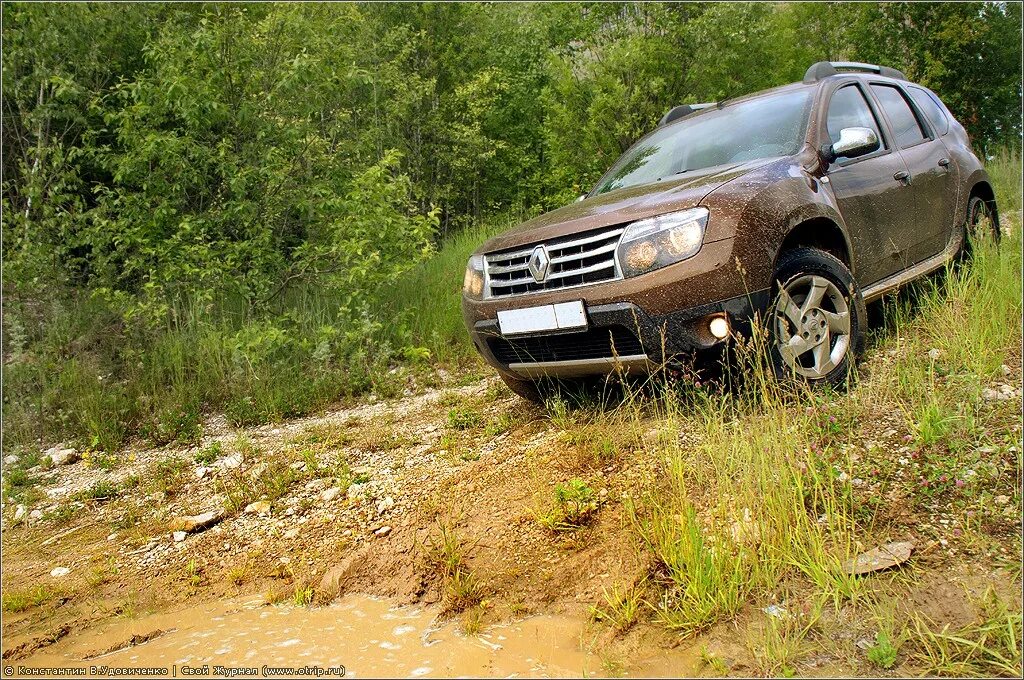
[893,170,911,185]
[938,158,950,167]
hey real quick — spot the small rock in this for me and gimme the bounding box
[842,541,914,575]
[195,466,211,480]
[50,567,71,577]
[856,637,874,650]
[46,487,68,498]
[216,453,243,470]
[3,454,18,465]
[172,531,187,543]
[284,528,300,539]
[245,500,271,514]
[29,509,43,520]
[13,505,27,521]
[374,526,392,537]
[982,387,1010,401]
[321,487,342,502]
[376,496,395,514]
[49,448,80,466]
[107,533,118,541]
[169,509,225,533]
[763,604,787,619]
[1000,364,1011,376]
[289,461,307,471]
[994,495,1010,505]
[598,488,608,498]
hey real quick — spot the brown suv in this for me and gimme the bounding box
[461,61,1000,401]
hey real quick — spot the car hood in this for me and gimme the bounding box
[479,158,773,254]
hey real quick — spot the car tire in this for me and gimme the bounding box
[960,195,1000,261]
[498,372,545,404]
[768,247,866,389]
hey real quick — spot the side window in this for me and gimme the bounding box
[870,84,928,147]
[826,85,884,156]
[908,86,949,136]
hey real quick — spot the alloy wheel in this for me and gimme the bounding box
[774,274,851,379]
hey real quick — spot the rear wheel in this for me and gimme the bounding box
[769,247,866,388]
[961,195,1000,260]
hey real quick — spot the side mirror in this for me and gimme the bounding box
[823,127,880,163]
[575,193,587,203]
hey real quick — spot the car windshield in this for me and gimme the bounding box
[592,90,812,195]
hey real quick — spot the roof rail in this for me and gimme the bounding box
[659,102,715,126]
[803,61,906,83]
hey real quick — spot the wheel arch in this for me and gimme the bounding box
[773,214,854,276]
[969,179,1000,227]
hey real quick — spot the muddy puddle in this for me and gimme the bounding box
[13,595,700,678]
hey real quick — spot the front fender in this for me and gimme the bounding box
[701,158,850,289]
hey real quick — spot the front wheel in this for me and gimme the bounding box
[498,372,545,404]
[769,247,866,388]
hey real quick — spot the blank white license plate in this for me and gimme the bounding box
[497,301,587,337]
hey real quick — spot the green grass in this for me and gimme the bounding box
[1,585,53,613]
[379,216,518,362]
[534,478,600,532]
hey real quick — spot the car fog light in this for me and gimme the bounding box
[709,316,729,339]
[625,241,658,271]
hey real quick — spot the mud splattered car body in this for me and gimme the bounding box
[461,61,998,400]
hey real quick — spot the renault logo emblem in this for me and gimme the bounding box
[528,246,550,283]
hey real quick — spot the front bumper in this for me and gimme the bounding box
[467,292,769,379]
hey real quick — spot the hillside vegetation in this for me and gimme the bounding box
[2,2,1021,454]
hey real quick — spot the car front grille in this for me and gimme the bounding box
[487,325,644,365]
[484,226,623,298]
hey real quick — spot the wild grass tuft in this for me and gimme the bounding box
[1,585,53,613]
[534,478,600,532]
[421,520,483,613]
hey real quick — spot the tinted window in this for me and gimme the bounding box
[826,85,883,152]
[870,84,927,147]
[593,90,811,195]
[908,86,949,136]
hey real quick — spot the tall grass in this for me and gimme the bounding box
[986,146,1022,216]
[632,373,864,636]
[377,218,510,362]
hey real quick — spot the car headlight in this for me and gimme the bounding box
[617,207,708,278]
[463,254,485,299]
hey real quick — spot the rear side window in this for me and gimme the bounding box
[908,86,949,136]
[826,85,883,152]
[870,84,927,148]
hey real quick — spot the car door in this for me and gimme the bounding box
[868,83,954,264]
[823,82,916,285]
